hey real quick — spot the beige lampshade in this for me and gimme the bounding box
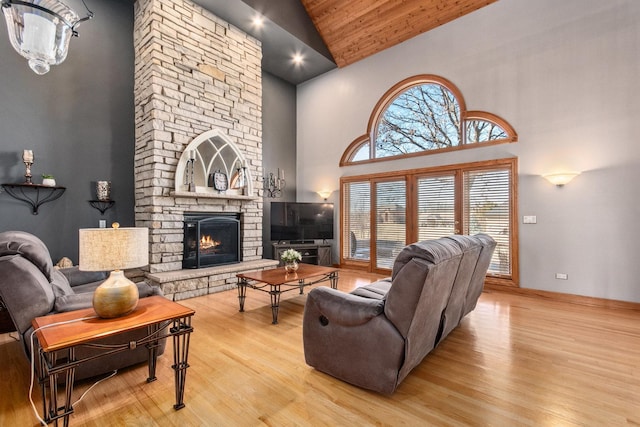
[79,226,149,272]
[79,225,149,318]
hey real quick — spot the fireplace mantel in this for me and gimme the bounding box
[172,190,259,201]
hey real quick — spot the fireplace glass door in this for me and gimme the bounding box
[183,214,241,268]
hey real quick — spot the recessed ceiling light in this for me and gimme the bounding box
[292,53,304,65]
[252,15,264,28]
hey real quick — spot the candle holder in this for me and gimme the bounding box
[262,170,285,198]
[234,161,247,195]
[24,161,33,184]
[185,158,196,192]
[96,181,111,201]
[22,150,34,184]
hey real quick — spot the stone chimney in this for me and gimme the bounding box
[133,0,263,273]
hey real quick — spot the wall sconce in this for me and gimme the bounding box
[262,168,285,198]
[542,172,580,187]
[1,0,94,75]
[317,190,332,201]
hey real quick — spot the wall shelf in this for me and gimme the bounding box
[89,200,115,215]
[1,183,66,215]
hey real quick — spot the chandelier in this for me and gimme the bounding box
[1,0,93,75]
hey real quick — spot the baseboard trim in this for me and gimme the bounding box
[484,283,640,311]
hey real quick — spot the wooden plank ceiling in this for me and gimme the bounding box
[300,0,498,68]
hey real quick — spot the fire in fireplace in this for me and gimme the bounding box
[183,213,241,268]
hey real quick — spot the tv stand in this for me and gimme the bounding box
[273,242,332,267]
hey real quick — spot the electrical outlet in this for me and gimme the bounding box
[99,219,106,228]
[555,273,568,280]
[523,215,537,224]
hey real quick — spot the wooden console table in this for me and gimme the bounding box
[32,296,194,426]
[272,242,332,266]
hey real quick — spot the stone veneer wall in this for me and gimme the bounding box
[133,0,263,274]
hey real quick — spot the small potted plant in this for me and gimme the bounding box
[42,174,56,187]
[281,248,302,273]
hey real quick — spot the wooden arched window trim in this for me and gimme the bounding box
[466,110,519,143]
[340,134,369,166]
[340,74,517,167]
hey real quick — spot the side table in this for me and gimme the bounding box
[32,296,195,426]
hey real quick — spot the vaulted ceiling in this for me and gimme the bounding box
[194,0,499,84]
[300,0,498,68]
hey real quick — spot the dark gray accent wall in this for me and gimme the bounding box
[0,0,135,263]
[0,1,296,265]
[261,72,297,259]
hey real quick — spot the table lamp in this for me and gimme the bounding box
[79,223,149,318]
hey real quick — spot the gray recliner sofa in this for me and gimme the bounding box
[0,230,165,381]
[302,234,496,394]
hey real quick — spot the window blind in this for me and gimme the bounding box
[375,180,406,269]
[417,174,456,241]
[463,168,511,276]
[343,181,371,260]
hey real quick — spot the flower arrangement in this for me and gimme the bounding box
[281,248,302,263]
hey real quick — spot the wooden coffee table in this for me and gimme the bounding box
[236,263,338,324]
[32,296,194,426]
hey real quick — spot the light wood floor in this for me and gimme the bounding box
[1,269,639,426]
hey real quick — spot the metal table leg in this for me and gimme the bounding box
[147,323,162,383]
[171,316,192,410]
[269,284,282,324]
[39,347,76,426]
[330,271,339,289]
[237,277,247,312]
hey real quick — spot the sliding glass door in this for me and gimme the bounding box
[340,158,517,286]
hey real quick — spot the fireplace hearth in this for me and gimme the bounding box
[183,213,241,269]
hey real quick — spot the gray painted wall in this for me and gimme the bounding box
[262,72,297,260]
[296,0,640,302]
[0,1,298,266]
[0,0,135,263]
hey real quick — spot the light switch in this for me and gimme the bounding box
[523,215,537,224]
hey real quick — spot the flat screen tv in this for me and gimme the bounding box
[270,202,334,242]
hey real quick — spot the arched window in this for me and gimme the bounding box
[340,75,517,166]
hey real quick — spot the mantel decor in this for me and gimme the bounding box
[1,0,94,74]
[175,130,254,197]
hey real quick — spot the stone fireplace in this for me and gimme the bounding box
[132,0,278,299]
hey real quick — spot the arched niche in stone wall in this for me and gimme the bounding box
[175,129,254,197]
